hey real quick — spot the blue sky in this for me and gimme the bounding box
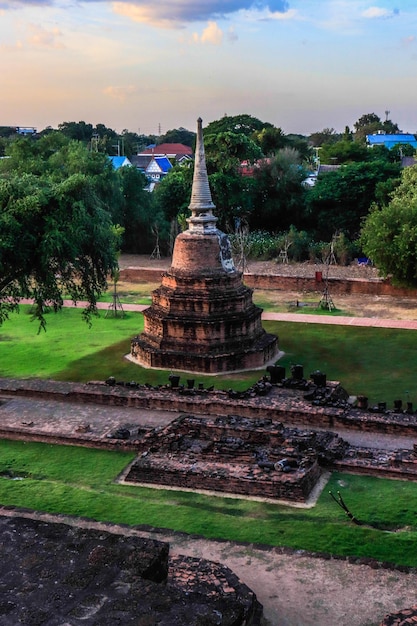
[1,1,416,136]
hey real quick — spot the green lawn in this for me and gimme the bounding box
[0,307,416,404]
[1,439,417,566]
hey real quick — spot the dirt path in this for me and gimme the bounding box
[166,535,417,626]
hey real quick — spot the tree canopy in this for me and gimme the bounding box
[204,131,263,175]
[204,114,272,137]
[0,138,126,326]
[305,160,401,239]
[0,171,120,327]
[360,165,417,286]
[353,113,400,142]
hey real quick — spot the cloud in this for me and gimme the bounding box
[362,6,399,19]
[0,0,52,7]
[192,20,223,44]
[227,25,238,42]
[112,0,289,28]
[252,6,298,21]
[1,0,291,27]
[103,85,138,102]
[402,35,415,47]
[27,23,64,48]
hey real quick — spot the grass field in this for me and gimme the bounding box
[1,439,417,567]
[2,300,417,565]
[0,305,416,404]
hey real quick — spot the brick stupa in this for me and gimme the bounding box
[130,118,278,373]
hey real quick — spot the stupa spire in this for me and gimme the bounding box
[187,117,218,234]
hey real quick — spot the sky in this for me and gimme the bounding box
[1,0,417,136]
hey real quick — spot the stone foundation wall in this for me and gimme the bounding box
[125,413,347,503]
[3,378,417,488]
[2,378,417,440]
[127,457,321,502]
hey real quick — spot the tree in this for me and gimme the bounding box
[0,137,132,326]
[252,126,287,156]
[305,160,401,239]
[58,120,94,142]
[360,165,417,286]
[319,140,368,164]
[204,131,262,175]
[250,147,308,232]
[353,112,400,142]
[0,171,120,327]
[159,127,195,148]
[205,114,272,137]
[308,128,340,147]
[117,166,161,253]
[153,168,192,223]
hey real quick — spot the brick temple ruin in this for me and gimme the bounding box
[125,413,348,503]
[130,117,278,373]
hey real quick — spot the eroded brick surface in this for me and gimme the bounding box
[0,515,262,625]
[125,413,348,502]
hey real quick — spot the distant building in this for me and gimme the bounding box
[401,156,417,168]
[131,143,193,191]
[139,143,193,165]
[366,132,417,150]
[145,155,172,182]
[130,155,153,171]
[302,164,341,187]
[16,127,37,136]
[108,156,132,170]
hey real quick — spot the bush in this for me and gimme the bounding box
[231,227,359,265]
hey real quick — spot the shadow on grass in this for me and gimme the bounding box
[53,339,263,390]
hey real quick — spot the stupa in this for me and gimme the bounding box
[130,118,278,373]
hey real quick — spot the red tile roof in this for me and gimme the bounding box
[142,143,193,156]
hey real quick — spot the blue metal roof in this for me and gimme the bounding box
[367,134,417,149]
[108,156,131,169]
[154,156,173,173]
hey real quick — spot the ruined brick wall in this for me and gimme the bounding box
[379,605,417,625]
[120,267,417,297]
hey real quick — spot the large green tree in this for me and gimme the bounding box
[305,160,401,239]
[0,138,134,326]
[360,165,417,286]
[354,113,400,142]
[204,131,262,175]
[205,114,272,137]
[159,127,195,148]
[309,128,340,147]
[117,166,163,253]
[319,140,368,164]
[250,147,308,232]
[0,171,120,327]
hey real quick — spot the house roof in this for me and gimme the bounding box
[130,155,153,170]
[108,156,131,169]
[318,164,341,173]
[367,133,417,149]
[142,143,193,156]
[401,156,417,167]
[154,156,173,173]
